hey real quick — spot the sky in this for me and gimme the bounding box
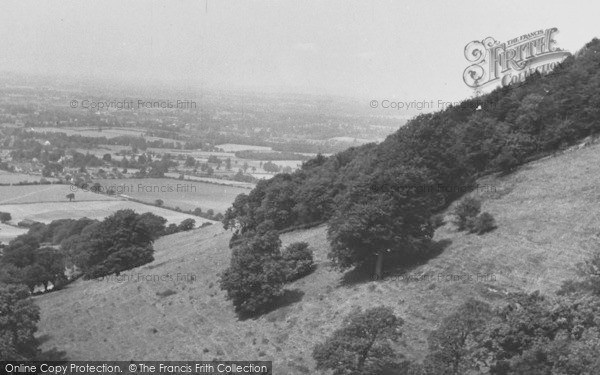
[0,0,599,104]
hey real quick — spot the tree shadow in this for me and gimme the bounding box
[238,289,305,321]
[339,239,453,287]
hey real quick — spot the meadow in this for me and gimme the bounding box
[0,170,59,184]
[0,184,115,204]
[95,178,248,213]
[216,143,273,152]
[0,200,209,226]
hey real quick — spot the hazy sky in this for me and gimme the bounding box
[1,0,599,103]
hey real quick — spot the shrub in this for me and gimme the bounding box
[467,212,496,234]
[494,149,519,173]
[163,223,179,235]
[0,212,11,223]
[177,218,196,232]
[281,242,314,281]
[430,213,445,229]
[452,197,481,231]
[156,289,177,298]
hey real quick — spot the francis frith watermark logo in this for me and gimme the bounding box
[463,27,571,92]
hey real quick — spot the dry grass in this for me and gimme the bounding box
[34,142,600,373]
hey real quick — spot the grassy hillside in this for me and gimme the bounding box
[34,140,600,373]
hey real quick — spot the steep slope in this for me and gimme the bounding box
[35,140,600,373]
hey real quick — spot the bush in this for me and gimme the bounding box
[163,223,179,235]
[281,242,314,281]
[452,197,481,231]
[430,213,445,229]
[0,212,11,223]
[467,212,496,234]
[494,149,519,173]
[177,218,195,232]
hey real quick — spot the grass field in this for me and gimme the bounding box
[0,200,211,226]
[0,170,59,184]
[163,173,255,189]
[95,178,248,213]
[33,142,600,372]
[216,144,273,152]
[0,184,116,204]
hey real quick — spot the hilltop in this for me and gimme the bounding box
[34,139,600,373]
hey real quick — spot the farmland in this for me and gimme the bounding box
[0,201,209,227]
[162,173,255,189]
[0,184,115,204]
[30,127,182,144]
[0,182,219,244]
[95,178,249,213]
[216,143,273,152]
[0,170,59,184]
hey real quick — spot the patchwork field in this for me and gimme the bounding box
[96,178,248,213]
[34,140,600,373]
